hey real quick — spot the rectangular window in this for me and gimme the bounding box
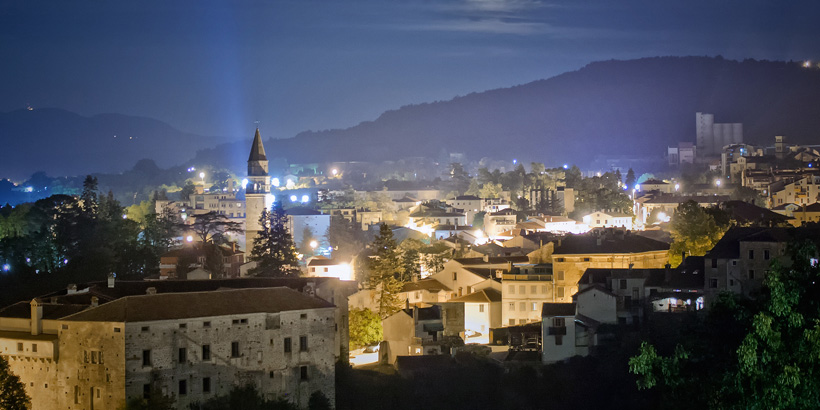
[509,319,516,325]
[553,317,565,327]
[178,380,187,396]
[620,279,627,290]
[300,336,308,352]
[709,278,718,288]
[91,351,97,364]
[178,348,187,364]
[519,319,527,324]
[749,250,754,260]
[452,272,457,281]
[555,335,563,345]
[203,321,211,328]
[530,285,537,293]
[300,366,309,381]
[142,350,151,366]
[202,345,211,361]
[284,337,292,353]
[711,258,718,268]
[324,267,328,272]
[509,285,515,295]
[557,271,564,281]
[555,258,564,262]
[764,250,770,260]
[583,258,590,262]
[519,302,526,311]
[509,302,515,311]
[141,326,149,332]
[749,270,755,280]
[17,342,23,351]
[179,323,187,329]
[557,287,564,298]
[541,285,547,293]
[31,344,37,353]
[531,303,538,311]
[231,342,240,358]
[142,384,150,400]
[479,304,484,313]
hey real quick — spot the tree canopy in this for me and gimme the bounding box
[668,201,729,266]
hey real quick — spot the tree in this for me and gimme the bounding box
[625,168,636,189]
[299,226,317,257]
[349,308,383,351]
[668,201,728,266]
[479,182,502,199]
[249,203,300,277]
[189,384,297,410]
[369,223,405,318]
[178,180,196,202]
[0,355,30,410]
[187,211,242,244]
[80,175,99,217]
[630,240,820,409]
[326,215,365,262]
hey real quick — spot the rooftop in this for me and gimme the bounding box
[62,287,333,323]
[448,288,502,303]
[541,303,576,317]
[553,232,669,255]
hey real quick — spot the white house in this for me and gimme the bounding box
[582,211,633,230]
[540,303,577,363]
[446,288,502,344]
[306,257,353,281]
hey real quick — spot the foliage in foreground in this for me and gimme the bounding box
[630,240,820,409]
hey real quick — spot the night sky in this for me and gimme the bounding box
[2,0,819,140]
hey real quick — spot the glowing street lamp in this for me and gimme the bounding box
[675,183,680,191]
[715,179,722,187]
[309,240,318,249]
[272,177,280,187]
[199,172,205,182]
[186,235,193,243]
[241,178,249,189]
[331,169,338,176]
[290,195,298,202]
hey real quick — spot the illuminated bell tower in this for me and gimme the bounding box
[245,128,271,258]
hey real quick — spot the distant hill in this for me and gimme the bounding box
[196,56,820,170]
[0,108,226,180]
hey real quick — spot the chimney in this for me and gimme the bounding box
[30,299,43,336]
[107,272,116,288]
[90,296,99,307]
[146,287,157,295]
[67,284,78,294]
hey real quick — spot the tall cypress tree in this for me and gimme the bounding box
[370,223,405,318]
[249,203,299,277]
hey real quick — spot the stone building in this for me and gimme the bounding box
[0,287,337,410]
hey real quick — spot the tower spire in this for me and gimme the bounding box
[248,128,267,162]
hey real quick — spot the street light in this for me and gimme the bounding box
[331,169,338,176]
[199,172,205,182]
[715,179,722,187]
[309,240,318,249]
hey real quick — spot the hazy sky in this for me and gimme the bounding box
[2,0,819,140]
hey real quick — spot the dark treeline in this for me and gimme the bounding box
[0,176,176,306]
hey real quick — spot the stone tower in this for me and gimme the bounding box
[245,128,270,258]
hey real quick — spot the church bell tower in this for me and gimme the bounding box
[245,128,270,258]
